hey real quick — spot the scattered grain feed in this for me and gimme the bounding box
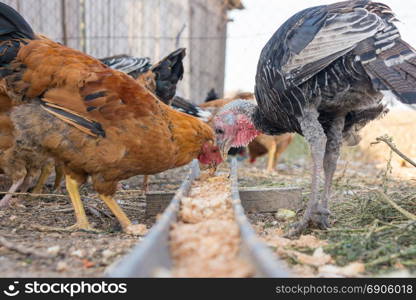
[170,173,254,277]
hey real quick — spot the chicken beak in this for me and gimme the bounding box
[208,163,217,176]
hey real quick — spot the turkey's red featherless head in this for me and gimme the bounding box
[213,100,260,159]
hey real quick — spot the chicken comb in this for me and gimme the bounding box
[40,100,106,138]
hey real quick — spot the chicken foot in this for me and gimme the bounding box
[34,175,98,233]
[1,167,45,208]
[99,194,146,235]
[0,177,25,208]
[266,135,293,173]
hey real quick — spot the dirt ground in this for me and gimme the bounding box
[0,167,188,277]
[242,136,416,277]
[0,134,415,277]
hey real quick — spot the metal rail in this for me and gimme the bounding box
[230,158,291,277]
[108,158,290,277]
[108,160,200,277]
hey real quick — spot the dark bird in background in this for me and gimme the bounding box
[101,50,211,122]
[149,48,185,103]
[170,95,211,121]
[101,48,184,104]
[99,55,152,79]
[204,88,219,102]
[213,0,416,235]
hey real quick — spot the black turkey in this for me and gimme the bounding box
[213,0,416,235]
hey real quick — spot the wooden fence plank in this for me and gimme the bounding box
[6,0,229,103]
[146,187,303,217]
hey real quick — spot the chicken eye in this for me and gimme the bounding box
[215,128,224,135]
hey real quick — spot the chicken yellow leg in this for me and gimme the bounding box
[99,194,146,235]
[266,142,277,173]
[65,175,93,230]
[32,161,54,194]
[32,162,65,194]
[142,175,149,194]
[33,175,96,232]
[53,164,64,191]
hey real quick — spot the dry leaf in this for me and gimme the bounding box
[289,247,333,267]
[265,236,292,248]
[292,264,316,277]
[294,235,327,248]
[82,259,95,268]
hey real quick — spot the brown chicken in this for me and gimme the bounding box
[0,84,59,207]
[33,49,188,194]
[0,95,27,206]
[247,134,293,172]
[101,49,212,192]
[201,93,293,172]
[0,4,222,234]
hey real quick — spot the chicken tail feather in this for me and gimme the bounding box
[151,48,186,104]
[171,96,211,121]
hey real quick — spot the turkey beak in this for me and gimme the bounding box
[217,138,231,161]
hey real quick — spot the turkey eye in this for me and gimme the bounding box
[215,128,224,135]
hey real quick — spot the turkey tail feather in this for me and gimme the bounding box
[362,39,416,104]
[0,3,34,41]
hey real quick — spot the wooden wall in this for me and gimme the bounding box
[3,0,231,103]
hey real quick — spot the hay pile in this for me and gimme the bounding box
[320,189,416,274]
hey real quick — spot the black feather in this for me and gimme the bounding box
[41,102,105,138]
[0,3,34,41]
[84,91,107,101]
[151,48,186,104]
[227,147,245,156]
[204,88,219,102]
[0,3,35,69]
[254,0,415,141]
[170,96,211,120]
[102,49,186,104]
[99,55,151,78]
